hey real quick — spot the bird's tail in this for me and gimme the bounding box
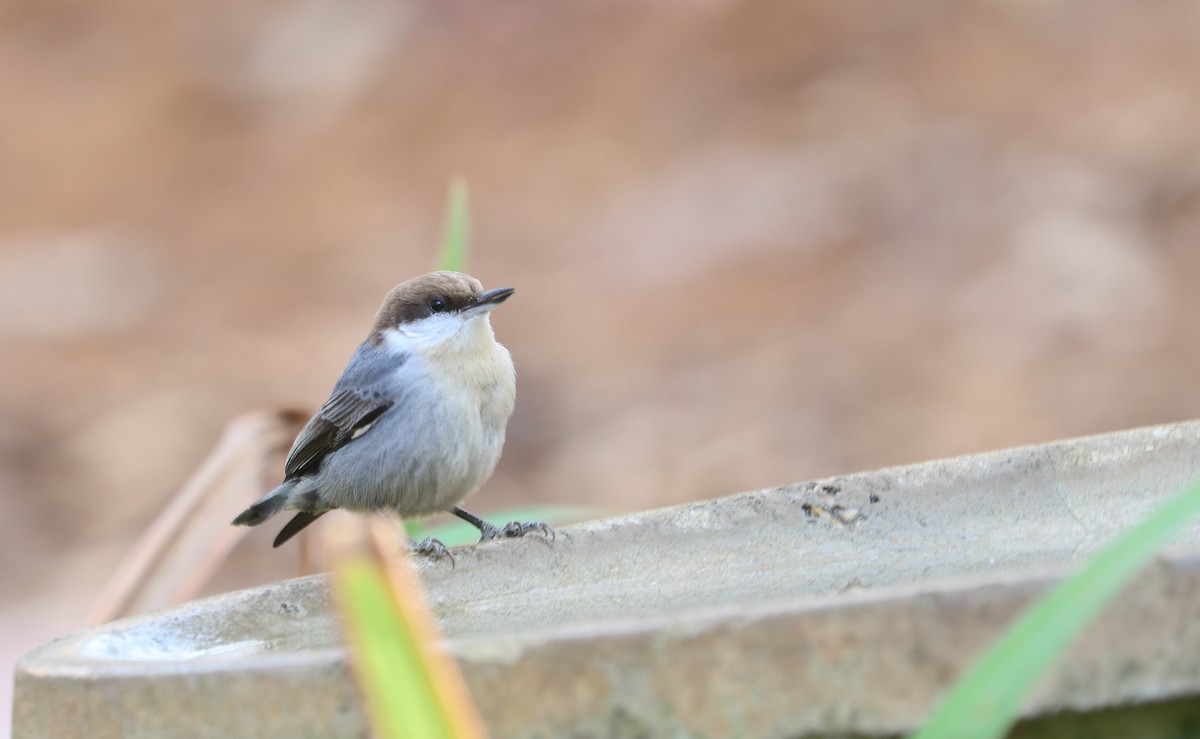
[232,482,294,527]
[273,511,326,548]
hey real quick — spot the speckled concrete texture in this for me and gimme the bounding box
[15,421,1200,737]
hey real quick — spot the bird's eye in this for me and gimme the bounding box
[429,298,447,313]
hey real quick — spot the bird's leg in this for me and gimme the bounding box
[452,506,502,540]
[388,512,455,565]
[452,506,555,543]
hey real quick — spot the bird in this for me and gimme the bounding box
[231,270,551,556]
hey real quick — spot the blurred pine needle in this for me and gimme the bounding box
[915,474,1200,739]
[332,520,485,739]
[439,178,469,273]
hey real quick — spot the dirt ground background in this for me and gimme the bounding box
[5,0,1200,729]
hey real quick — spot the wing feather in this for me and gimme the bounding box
[284,386,392,477]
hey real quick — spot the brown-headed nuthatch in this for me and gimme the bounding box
[232,271,551,556]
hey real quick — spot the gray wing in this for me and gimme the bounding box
[284,386,393,478]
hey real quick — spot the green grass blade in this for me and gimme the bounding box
[915,476,1200,739]
[406,505,601,547]
[335,557,461,739]
[438,179,469,272]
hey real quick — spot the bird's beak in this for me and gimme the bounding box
[466,287,515,315]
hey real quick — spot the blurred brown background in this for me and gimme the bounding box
[5,0,1200,728]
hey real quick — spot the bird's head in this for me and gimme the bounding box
[370,271,514,356]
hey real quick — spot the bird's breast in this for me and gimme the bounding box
[429,340,515,429]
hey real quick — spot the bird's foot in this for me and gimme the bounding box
[478,520,555,543]
[411,536,455,567]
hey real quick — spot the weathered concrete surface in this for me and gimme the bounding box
[15,421,1200,737]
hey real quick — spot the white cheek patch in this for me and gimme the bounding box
[383,313,474,355]
[381,328,415,355]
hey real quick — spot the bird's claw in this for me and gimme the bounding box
[411,536,455,567]
[479,520,555,543]
[504,520,556,541]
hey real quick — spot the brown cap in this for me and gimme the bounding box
[368,271,485,342]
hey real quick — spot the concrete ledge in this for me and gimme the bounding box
[15,421,1200,737]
